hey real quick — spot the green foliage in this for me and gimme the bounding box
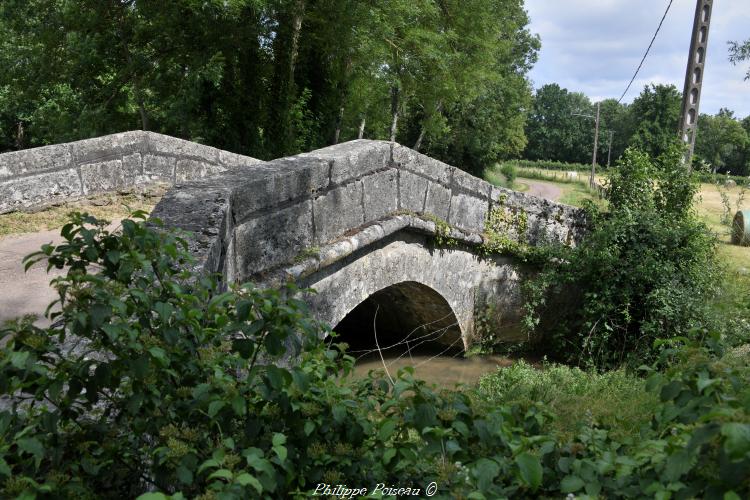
[728,38,750,81]
[526,146,718,369]
[0,213,748,498]
[0,0,538,172]
[627,84,682,159]
[694,109,750,176]
[499,163,517,188]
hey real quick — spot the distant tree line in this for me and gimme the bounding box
[523,82,750,177]
[0,0,539,174]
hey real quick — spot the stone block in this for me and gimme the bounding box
[362,169,398,221]
[176,159,226,183]
[231,158,330,222]
[424,181,451,220]
[71,131,146,164]
[453,168,490,199]
[146,132,220,164]
[143,154,176,181]
[399,170,428,213]
[0,168,82,213]
[80,158,140,194]
[0,143,72,179]
[233,200,314,279]
[219,149,262,168]
[300,140,390,185]
[448,193,488,232]
[392,145,451,185]
[312,181,364,244]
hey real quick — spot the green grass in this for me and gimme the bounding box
[476,361,659,442]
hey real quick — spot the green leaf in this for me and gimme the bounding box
[663,450,692,481]
[304,421,315,436]
[148,347,169,366]
[379,419,397,442]
[383,447,397,465]
[136,494,169,500]
[273,445,287,462]
[235,473,263,493]
[332,404,346,424]
[473,458,500,492]
[232,339,255,359]
[515,452,542,490]
[272,433,286,447]
[208,468,233,481]
[17,437,44,465]
[176,465,193,484]
[560,475,585,493]
[208,400,226,418]
[721,423,750,460]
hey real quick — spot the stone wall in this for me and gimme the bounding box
[152,139,588,283]
[0,131,262,213]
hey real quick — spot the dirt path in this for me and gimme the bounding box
[0,221,123,326]
[523,179,564,202]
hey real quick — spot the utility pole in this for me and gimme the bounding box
[590,102,600,188]
[678,0,713,169]
[606,130,614,167]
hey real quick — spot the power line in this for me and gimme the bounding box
[617,0,675,103]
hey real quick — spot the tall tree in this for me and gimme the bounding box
[627,84,682,159]
[728,38,750,80]
[694,109,750,175]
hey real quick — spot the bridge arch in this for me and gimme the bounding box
[333,280,462,354]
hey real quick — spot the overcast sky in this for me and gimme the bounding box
[525,0,750,118]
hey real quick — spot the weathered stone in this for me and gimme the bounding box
[399,170,428,213]
[300,139,390,185]
[219,150,263,168]
[0,169,82,212]
[312,181,364,244]
[453,168,491,199]
[146,132,220,164]
[234,201,314,280]
[80,159,140,195]
[362,169,398,221]
[72,130,146,164]
[231,158,330,223]
[448,193,488,232]
[392,145,452,185]
[143,154,176,181]
[175,159,226,183]
[0,143,72,180]
[424,181,451,220]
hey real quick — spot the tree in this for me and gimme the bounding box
[693,109,749,175]
[596,98,633,166]
[728,38,750,80]
[627,84,682,159]
[524,84,595,164]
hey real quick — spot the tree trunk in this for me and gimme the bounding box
[333,106,344,144]
[135,81,149,131]
[389,86,399,142]
[413,127,426,151]
[358,117,366,139]
[288,0,306,85]
[15,122,24,149]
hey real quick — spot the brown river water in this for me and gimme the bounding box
[348,346,524,387]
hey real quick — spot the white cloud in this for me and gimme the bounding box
[526,0,750,117]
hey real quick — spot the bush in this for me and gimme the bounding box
[500,163,517,188]
[525,146,718,369]
[1,212,748,499]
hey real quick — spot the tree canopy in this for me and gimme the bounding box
[0,0,539,174]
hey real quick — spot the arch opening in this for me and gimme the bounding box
[333,281,463,360]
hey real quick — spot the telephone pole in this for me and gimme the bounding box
[590,102,600,188]
[678,0,713,169]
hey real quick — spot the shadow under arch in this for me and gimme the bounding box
[332,281,463,357]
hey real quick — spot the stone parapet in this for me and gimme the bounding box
[0,131,262,213]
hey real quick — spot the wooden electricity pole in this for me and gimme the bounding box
[590,102,600,188]
[678,0,713,169]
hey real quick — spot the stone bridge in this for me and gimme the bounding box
[150,140,586,349]
[1,133,586,349]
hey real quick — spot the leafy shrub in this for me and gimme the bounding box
[525,146,718,369]
[1,212,748,499]
[500,163,517,188]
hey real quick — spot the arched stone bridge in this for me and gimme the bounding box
[0,133,586,347]
[150,139,587,348]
